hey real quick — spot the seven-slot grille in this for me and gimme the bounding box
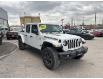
[68,39,81,49]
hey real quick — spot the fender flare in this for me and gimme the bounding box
[41,41,54,50]
[41,40,61,50]
[18,34,25,43]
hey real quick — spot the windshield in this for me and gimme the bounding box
[39,24,62,33]
[83,30,89,33]
[10,27,22,32]
[77,29,82,33]
[70,28,82,33]
[76,28,87,33]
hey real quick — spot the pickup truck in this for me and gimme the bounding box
[18,23,88,70]
[6,26,22,40]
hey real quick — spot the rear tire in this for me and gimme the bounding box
[42,47,60,70]
[18,37,25,50]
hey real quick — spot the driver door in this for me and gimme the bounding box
[29,24,41,49]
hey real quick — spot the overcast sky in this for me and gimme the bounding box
[0,1,103,25]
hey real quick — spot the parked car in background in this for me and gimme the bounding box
[90,29,103,37]
[0,28,3,45]
[6,26,22,40]
[63,28,94,40]
[1,27,8,37]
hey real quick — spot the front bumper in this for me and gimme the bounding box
[59,46,88,59]
[7,34,18,38]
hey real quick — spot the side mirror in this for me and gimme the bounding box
[21,29,25,32]
[21,30,24,32]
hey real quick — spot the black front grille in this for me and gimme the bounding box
[68,39,81,49]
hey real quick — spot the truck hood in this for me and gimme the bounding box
[43,33,81,40]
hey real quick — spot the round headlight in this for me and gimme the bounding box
[58,40,61,43]
[81,38,86,44]
[63,40,68,46]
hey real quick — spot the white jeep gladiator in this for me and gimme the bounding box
[18,23,88,70]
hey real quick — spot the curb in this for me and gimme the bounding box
[0,42,17,59]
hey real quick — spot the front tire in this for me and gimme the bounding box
[18,37,25,50]
[42,47,60,70]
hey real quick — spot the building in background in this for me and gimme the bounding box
[0,7,8,35]
[20,16,41,26]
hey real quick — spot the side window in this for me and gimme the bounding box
[31,25,38,34]
[26,25,30,33]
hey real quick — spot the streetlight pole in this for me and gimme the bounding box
[61,19,64,31]
[74,18,76,26]
[38,13,40,17]
[61,19,64,26]
[95,12,96,28]
[102,19,103,25]
[71,17,73,26]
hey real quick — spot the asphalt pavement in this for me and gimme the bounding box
[0,37,103,78]
[0,42,17,57]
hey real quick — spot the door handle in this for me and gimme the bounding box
[25,35,27,36]
[30,36,33,37]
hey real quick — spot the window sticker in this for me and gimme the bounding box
[39,25,47,30]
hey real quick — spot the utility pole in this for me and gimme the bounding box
[61,19,64,26]
[82,17,84,26]
[71,17,73,26]
[61,19,64,30]
[95,12,96,27]
[23,12,26,26]
[102,19,103,25]
[38,13,40,17]
[74,18,75,26]
[24,12,26,16]
[38,13,41,23]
